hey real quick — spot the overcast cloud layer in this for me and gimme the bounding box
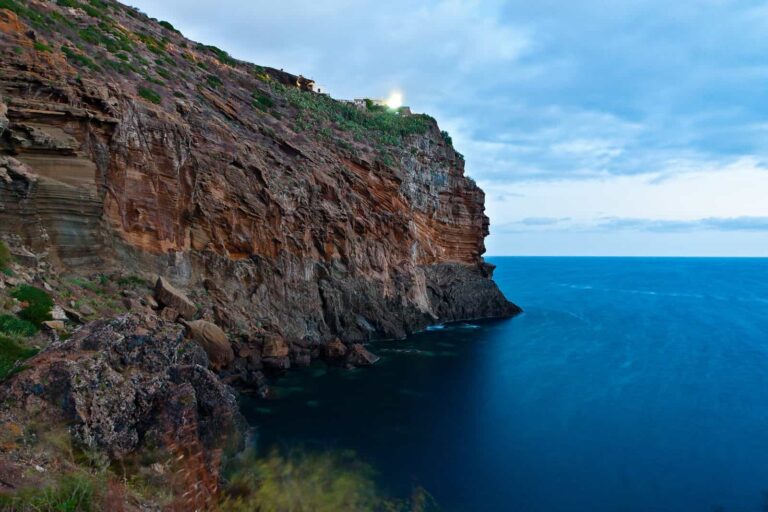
[128,0,768,256]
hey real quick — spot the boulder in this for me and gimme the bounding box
[324,338,347,359]
[346,344,380,367]
[185,320,234,371]
[50,305,68,321]
[61,306,84,324]
[261,333,289,358]
[78,303,96,316]
[42,320,65,331]
[154,277,197,320]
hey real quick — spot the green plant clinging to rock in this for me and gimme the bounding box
[138,86,162,104]
[11,285,53,326]
[0,314,37,337]
[0,335,37,381]
[0,241,11,271]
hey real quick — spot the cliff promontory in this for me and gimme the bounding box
[0,0,519,506]
[0,0,518,345]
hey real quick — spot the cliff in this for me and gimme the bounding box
[0,0,519,348]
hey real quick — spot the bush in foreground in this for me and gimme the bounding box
[0,473,98,512]
[219,448,439,512]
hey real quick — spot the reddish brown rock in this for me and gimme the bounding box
[154,278,197,320]
[160,307,179,322]
[346,344,380,367]
[325,338,348,360]
[0,2,520,347]
[262,333,289,358]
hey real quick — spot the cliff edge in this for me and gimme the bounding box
[0,0,520,348]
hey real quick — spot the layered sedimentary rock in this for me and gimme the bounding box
[0,1,520,347]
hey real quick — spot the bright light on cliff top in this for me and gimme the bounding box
[386,91,403,109]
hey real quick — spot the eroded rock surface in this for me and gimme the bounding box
[0,314,243,461]
[0,1,520,348]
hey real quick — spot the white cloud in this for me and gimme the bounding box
[485,157,768,237]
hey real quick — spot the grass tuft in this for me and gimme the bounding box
[10,285,53,327]
[0,335,37,381]
[138,86,162,104]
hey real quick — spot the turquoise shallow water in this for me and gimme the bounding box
[242,257,768,511]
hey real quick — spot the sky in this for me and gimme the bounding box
[128,0,768,256]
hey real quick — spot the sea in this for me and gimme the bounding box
[242,257,768,511]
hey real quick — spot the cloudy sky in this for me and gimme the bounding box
[129,0,768,256]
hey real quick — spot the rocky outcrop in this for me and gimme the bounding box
[346,344,381,367]
[0,313,243,460]
[185,319,235,370]
[0,1,520,352]
[155,277,197,320]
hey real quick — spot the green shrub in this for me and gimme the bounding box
[206,74,223,88]
[197,43,237,66]
[138,86,162,104]
[0,0,46,26]
[0,315,37,337]
[0,241,11,270]
[10,285,53,327]
[218,449,438,512]
[0,335,37,381]
[61,45,99,70]
[155,66,172,80]
[0,473,97,511]
[252,91,275,111]
[275,84,433,147]
[116,275,147,287]
[159,20,179,33]
[33,41,52,53]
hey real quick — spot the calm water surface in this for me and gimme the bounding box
[242,257,768,511]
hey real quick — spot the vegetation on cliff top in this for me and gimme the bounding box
[2,0,461,163]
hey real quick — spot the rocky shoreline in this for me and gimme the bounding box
[0,261,518,508]
[0,0,520,508]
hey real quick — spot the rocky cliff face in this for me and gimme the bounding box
[0,1,519,347]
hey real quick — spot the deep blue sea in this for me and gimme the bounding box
[244,257,768,511]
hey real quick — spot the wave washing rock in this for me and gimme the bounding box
[0,2,520,348]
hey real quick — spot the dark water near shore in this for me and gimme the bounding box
[242,257,768,511]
